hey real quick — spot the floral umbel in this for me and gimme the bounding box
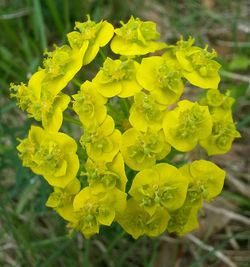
[11,16,239,239]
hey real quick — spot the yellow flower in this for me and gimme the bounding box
[67,15,114,65]
[167,196,202,236]
[10,68,72,132]
[129,91,167,132]
[136,56,184,105]
[92,57,142,98]
[17,126,79,188]
[46,178,81,221]
[72,80,107,127]
[170,160,226,235]
[129,163,188,215]
[117,199,170,239]
[180,160,226,201]
[41,43,88,95]
[121,128,170,171]
[41,93,70,132]
[163,100,212,152]
[199,113,241,155]
[10,82,32,111]
[111,16,167,55]
[10,70,45,117]
[71,186,127,238]
[80,116,121,162]
[12,43,85,129]
[173,37,221,89]
[199,89,235,117]
[84,153,127,192]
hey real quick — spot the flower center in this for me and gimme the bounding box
[156,63,181,92]
[43,45,72,78]
[188,48,218,77]
[119,17,159,43]
[102,59,134,82]
[135,92,163,122]
[127,131,161,163]
[175,104,205,138]
[73,92,95,117]
[35,141,63,172]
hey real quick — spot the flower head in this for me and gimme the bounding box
[84,153,127,192]
[199,89,235,117]
[17,126,79,188]
[72,80,107,127]
[111,16,167,55]
[121,128,170,171]
[46,178,81,221]
[129,91,167,132]
[93,57,142,98]
[71,186,127,238]
[180,160,226,201]
[41,43,88,95]
[136,56,184,105]
[173,37,221,89]
[67,15,114,65]
[129,163,188,215]
[163,100,212,151]
[80,116,121,162]
[199,113,240,155]
[167,195,202,236]
[117,199,170,239]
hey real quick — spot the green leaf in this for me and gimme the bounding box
[228,55,250,71]
[16,179,40,214]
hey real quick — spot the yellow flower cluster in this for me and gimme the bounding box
[11,16,240,239]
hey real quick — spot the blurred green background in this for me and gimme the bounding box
[0,0,250,266]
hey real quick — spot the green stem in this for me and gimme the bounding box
[99,48,106,61]
[72,78,82,87]
[120,98,131,117]
[83,239,90,267]
[63,114,82,126]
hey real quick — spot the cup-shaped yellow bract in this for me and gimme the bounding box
[173,37,221,89]
[10,72,42,119]
[84,153,127,192]
[80,115,121,162]
[72,81,107,127]
[41,43,88,96]
[129,163,188,216]
[10,72,69,131]
[72,186,127,238]
[67,16,114,65]
[10,59,80,132]
[167,195,202,236]
[117,198,170,239]
[92,57,142,98]
[17,126,79,188]
[111,16,167,56]
[180,160,226,201]
[136,56,184,105]
[163,100,212,152]
[40,92,70,132]
[121,128,170,171]
[46,178,81,221]
[199,89,235,117]
[129,91,167,132]
[199,113,241,155]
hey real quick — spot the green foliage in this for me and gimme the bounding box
[228,54,250,71]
